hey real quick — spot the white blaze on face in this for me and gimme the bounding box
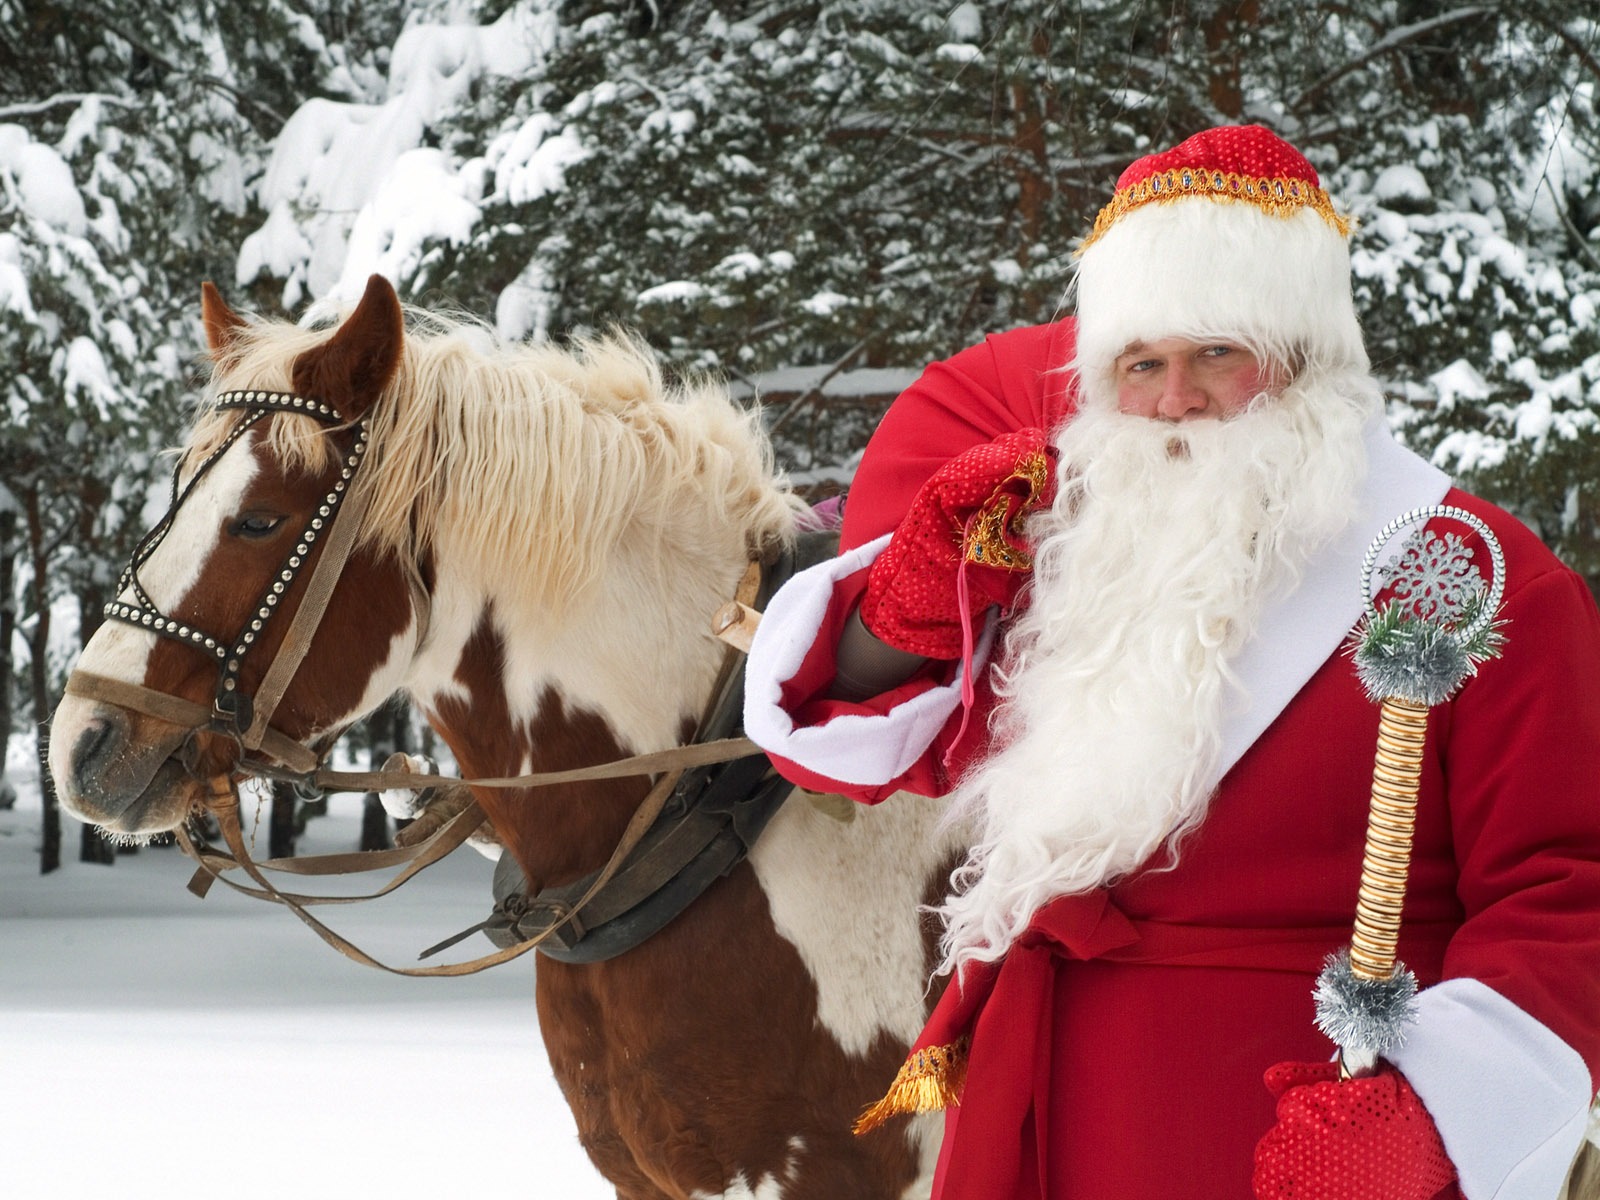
[94,436,261,683]
[49,435,261,790]
[936,374,1375,972]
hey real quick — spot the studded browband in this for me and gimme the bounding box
[103,389,369,746]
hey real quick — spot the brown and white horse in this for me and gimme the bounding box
[49,275,957,1199]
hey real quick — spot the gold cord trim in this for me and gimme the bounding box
[853,1038,970,1135]
[1080,166,1352,253]
[963,451,1051,571]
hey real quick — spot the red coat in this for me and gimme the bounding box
[745,322,1600,1200]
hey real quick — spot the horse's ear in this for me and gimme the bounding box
[201,281,247,360]
[291,274,405,421]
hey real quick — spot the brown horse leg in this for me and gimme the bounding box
[573,1127,675,1200]
[781,1127,928,1200]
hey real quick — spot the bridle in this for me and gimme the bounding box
[94,388,374,773]
[64,383,772,975]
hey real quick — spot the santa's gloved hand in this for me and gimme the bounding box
[1253,1060,1457,1200]
[859,428,1055,659]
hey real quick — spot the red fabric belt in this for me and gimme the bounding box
[922,891,1456,1199]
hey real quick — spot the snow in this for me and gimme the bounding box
[335,148,484,296]
[0,123,88,235]
[637,279,708,305]
[0,232,36,319]
[800,290,851,317]
[945,3,983,41]
[60,335,118,417]
[0,753,609,1200]
[1372,164,1431,205]
[492,114,589,206]
[239,10,558,308]
[1429,358,1492,411]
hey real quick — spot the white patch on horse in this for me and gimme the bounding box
[414,529,733,759]
[749,791,956,1193]
[690,1136,805,1200]
[751,790,955,1054]
[403,574,482,713]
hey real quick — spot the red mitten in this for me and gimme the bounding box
[1253,1061,1457,1200]
[860,428,1056,658]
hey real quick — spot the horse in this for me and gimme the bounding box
[49,275,961,1200]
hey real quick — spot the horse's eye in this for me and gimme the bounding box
[229,513,286,539]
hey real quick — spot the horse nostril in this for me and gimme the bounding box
[71,717,120,781]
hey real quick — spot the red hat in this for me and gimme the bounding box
[1072,125,1365,402]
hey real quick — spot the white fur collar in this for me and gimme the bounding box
[1216,417,1450,779]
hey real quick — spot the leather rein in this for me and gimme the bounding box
[67,387,769,976]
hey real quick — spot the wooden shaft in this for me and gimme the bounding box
[1349,696,1430,980]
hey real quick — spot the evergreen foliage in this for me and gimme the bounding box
[4,0,1600,784]
[235,0,1600,585]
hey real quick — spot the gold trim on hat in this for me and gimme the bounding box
[1079,166,1353,253]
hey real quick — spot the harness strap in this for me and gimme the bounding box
[243,480,374,752]
[64,669,757,792]
[182,789,487,904]
[65,672,321,774]
[69,552,779,971]
[478,532,837,962]
[183,755,690,976]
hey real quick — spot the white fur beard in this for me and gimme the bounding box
[936,374,1375,974]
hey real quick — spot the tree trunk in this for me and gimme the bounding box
[269,780,298,859]
[359,702,404,852]
[24,489,60,874]
[74,549,114,863]
[0,505,17,802]
[80,822,115,864]
[360,794,391,852]
[1203,0,1259,120]
[35,723,59,874]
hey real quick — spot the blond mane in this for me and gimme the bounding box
[187,308,801,610]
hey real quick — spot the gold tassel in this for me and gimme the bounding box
[853,1038,970,1135]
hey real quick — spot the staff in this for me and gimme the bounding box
[1315,504,1506,1077]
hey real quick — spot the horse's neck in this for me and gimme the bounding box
[407,504,748,884]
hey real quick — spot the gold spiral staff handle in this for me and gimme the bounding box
[1314,506,1507,1079]
[1348,696,1429,982]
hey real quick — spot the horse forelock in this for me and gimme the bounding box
[194,310,801,616]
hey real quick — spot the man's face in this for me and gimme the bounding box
[1114,337,1287,421]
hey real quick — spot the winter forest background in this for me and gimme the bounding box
[3,0,1600,873]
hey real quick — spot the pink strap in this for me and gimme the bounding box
[944,513,982,769]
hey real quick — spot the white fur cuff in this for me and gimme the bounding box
[1387,978,1593,1200]
[744,533,993,788]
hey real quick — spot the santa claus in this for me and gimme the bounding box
[745,126,1600,1200]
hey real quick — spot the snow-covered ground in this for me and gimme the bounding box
[0,749,609,1200]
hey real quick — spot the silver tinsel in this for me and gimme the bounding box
[1352,617,1477,706]
[1313,948,1418,1056]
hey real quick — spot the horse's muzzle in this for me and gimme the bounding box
[50,697,204,835]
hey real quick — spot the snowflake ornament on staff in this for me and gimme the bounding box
[1315,505,1507,1078]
